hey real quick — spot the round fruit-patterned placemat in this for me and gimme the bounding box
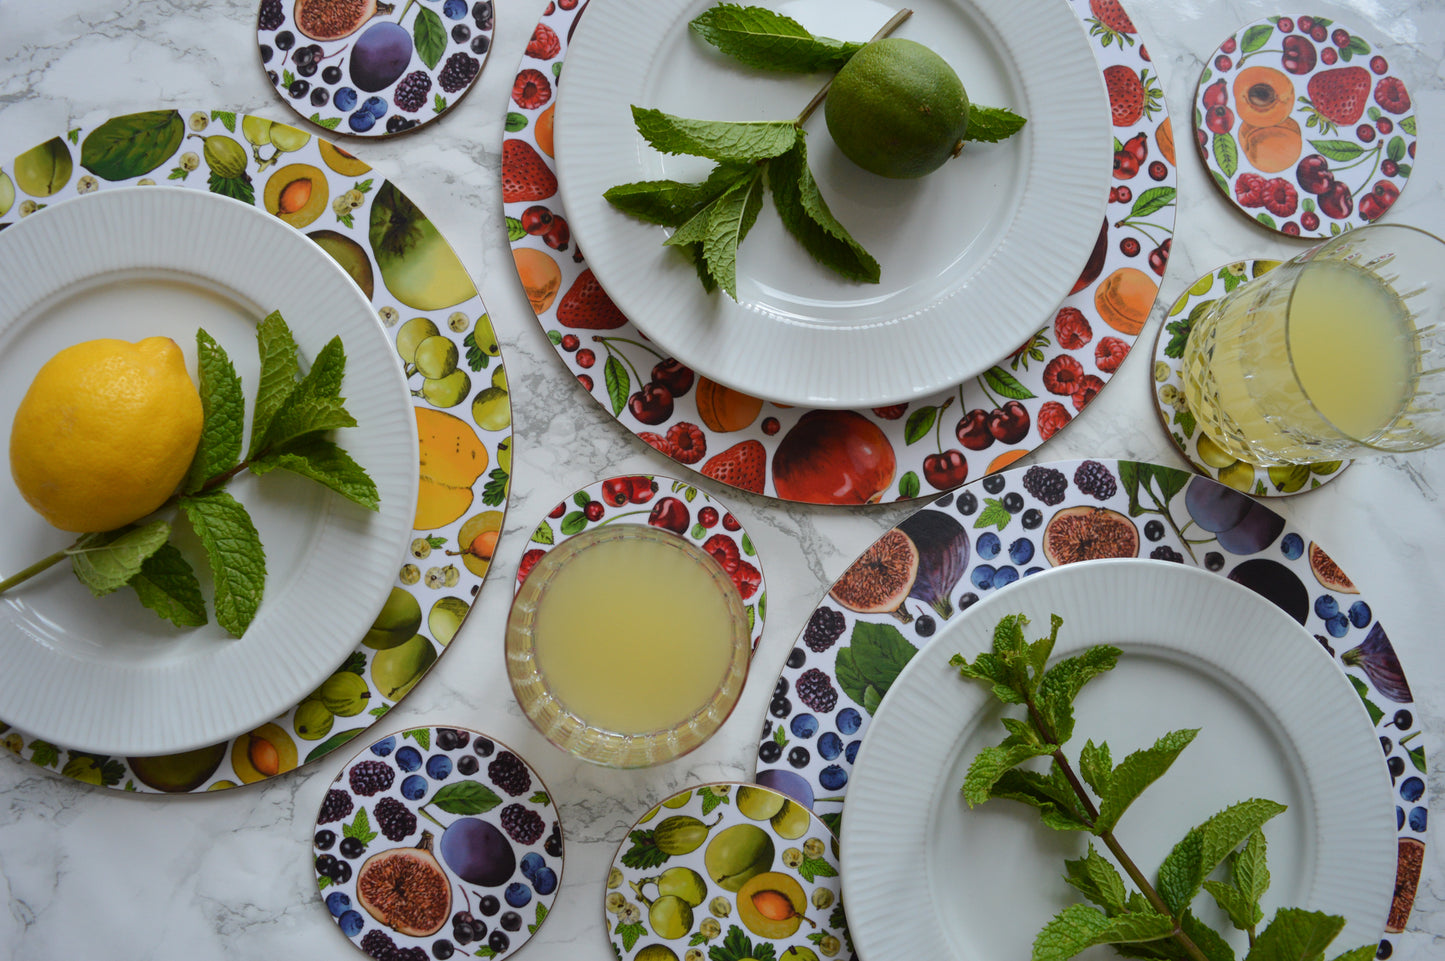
[501,0,1177,505]
[1150,261,1348,496]
[605,782,848,961]
[751,458,1426,957]
[257,0,494,137]
[0,109,512,793]
[1192,14,1417,237]
[515,474,767,655]
[314,727,561,959]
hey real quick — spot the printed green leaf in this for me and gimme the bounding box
[615,920,646,951]
[689,4,862,73]
[903,406,937,446]
[506,216,526,241]
[211,111,237,132]
[1213,133,1239,178]
[604,353,629,415]
[128,541,208,628]
[975,497,1012,531]
[505,112,528,132]
[80,110,185,180]
[69,521,172,598]
[481,467,509,507]
[207,172,255,205]
[796,855,837,883]
[1212,170,1231,198]
[29,740,60,768]
[983,365,1035,400]
[308,113,342,131]
[429,781,503,815]
[1256,212,1277,229]
[711,925,775,961]
[1308,139,1365,162]
[187,329,246,491]
[964,105,1028,143]
[632,107,797,162]
[898,471,921,499]
[834,621,918,716]
[414,7,448,69]
[769,135,880,284]
[1399,116,1416,136]
[1241,24,1274,53]
[1095,728,1198,833]
[250,436,380,511]
[1386,135,1407,162]
[178,489,266,638]
[304,729,362,762]
[344,808,379,844]
[532,521,555,545]
[1131,186,1178,218]
[405,728,431,749]
[621,829,668,869]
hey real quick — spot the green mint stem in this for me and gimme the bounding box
[792,8,914,127]
[0,547,71,593]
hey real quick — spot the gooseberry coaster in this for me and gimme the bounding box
[257,0,494,137]
[1150,261,1349,495]
[502,0,1178,504]
[605,782,848,961]
[1193,15,1417,237]
[314,727,561,960]
[750,458,1426,959]
[516,474,768,656]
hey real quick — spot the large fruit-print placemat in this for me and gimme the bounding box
[605,782,848,961]
[502,0,1178,504]
[257,0,495,137]
[1192,14,1418,238]
[752,459,1426,957]
[0,109,512,794]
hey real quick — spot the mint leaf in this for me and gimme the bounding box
[689,4,863,73]
[186,329,245,491]
[1246,908,1346,961]
[250,436,379,511]
[1157,798,1286,915]
[259,390,356,451]
[297,336,347,400]
[1033,903,1174,961]
[179,489,266,638]
[128,541,208,627]
[1063,844,1128,914]
[768,135,880,283]
[987,764,1090,830]
[1078,739,1113,797]
[68,521,171,597]
[1037,644,1121,743]
[249,310,301,457]
[700,171,765,298]
[1094,728,1198,833]
[604,162,755,226]
[631,106,797,162]
[964,105,1028,143]
[963,741,1055,806]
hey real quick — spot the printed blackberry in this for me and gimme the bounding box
[350,759,395,796]
[438,52,480,93]
[500,803,545,844]
[319,789,353,824]
[795,668,838,713]
[803,607,846,652]
[1073,460,1117,500]
[362,930,396,958]
[394,71,432,112]
[375,796,417,841]
[1150,545,1184,563]
[1021,466,1068,506]
[258,0,284,31]
[488,751,531,796]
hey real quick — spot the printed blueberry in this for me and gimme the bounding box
[504,882,532,908]
[991,566,1019,588]
[401,774,428,800]
[1315,594,1339,619]
[971,564,996,590]
[396,746,423,771]
[1144,519,1164,541]
[364,96,388,118]
[845,739,860,764]
[1394,709,1414,729]
[1409,806,1427,831]
[520,852,545,880]
[976,532,1001,560]
[790,714,818,739]
[327,892,352,917]
[532,866,558,895]
[1396,805,1405,829]
[348,109,377,132]
[1401,776,1425,802]
[1008,538,1034,565]
[1024,566,1045,577]
[1348,601,1372,628]
[334,87,358,111]
[836,708,861,735]
[370,736,396,756]
[338,910,365,937]
[443,0,467,18]
[427,754,453,780]
[819,765,848,791]
[1280,532,1305,559]
[818,731,843,760]
[1326,613,1349,637]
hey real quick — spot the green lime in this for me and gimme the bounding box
[824,38,970,179]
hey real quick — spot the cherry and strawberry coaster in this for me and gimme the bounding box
[1150,261,1348,496]
[515,475,768,655]
[1193,14,1417,238]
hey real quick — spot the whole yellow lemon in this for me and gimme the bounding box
[10,337,203,533]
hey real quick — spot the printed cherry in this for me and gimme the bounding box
[1296,154,1334,194]
[650,358,695,398]
[988,401,1031,444]
[1318,180,1354,220]
[1281,35,1316,74]
[922,450,969,489]
[628,382,674,425]
[647,496,689,534]
[955,408,994,450]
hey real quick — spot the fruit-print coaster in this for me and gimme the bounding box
[751,458,1426,958]
[516,475,767,655]
[1150,261,1349,495]
[315,727,561,959]
[258,0,494,137]
[1192,14,1418,237]
[502,0,1177,505]
[606,782,849,961]
[0,109,512,793]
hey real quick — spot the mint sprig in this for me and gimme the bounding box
[952,613,1370,961]
[689,3,864,72]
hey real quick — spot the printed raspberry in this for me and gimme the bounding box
[349,759,395,796]
[1261,178,1298,217]
[1042,355,1086,395]
[394,71,432,113]
[439,52,481,93]
[1022,466,1069,506]
[361,930,396,959]
[1234,172,1267,208]
[374,796,417,842]
[526,23,561,60]
[1150,545,1185,563]
[803,607,847,652]
[666,422,707,465]
[1073,375,1105,411]
[500,803,546,844]
[1074,460,1118,500]
[795,668,838,713]
[488,751,531,796]
[1053,307,1093,350]
[319,789,353,824]
[512,68,552,109]
[638,432,677,457]
[702,533,741,574]
[258,0,284,31]
[1037,401,1072,441]
[1095,337,1130,374]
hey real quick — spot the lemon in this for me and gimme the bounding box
[10,337,203,532]
[824,37,970,179]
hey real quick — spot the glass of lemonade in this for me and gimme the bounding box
[1181,224,1445,466]
[506,523,752,768]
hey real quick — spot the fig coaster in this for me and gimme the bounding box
[516,474,767,656]
[313,727,561,959]
[606,782,849,961]
[257,0,494,137]
[1150,261,1349,495]
[1193,15,1417,237]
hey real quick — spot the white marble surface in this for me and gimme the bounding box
[0,0,1443,958]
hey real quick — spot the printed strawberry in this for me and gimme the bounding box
[502,139,558,203]
[700,440,766,494]
[555,269,628,329]
[1103,65,1162,127]
[1306,67,1371,128]
[1088,0,1137,45]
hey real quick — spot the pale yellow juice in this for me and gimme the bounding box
[1183,260,1418,464]
[527,526,747,736]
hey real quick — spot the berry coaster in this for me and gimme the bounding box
[257,0,494,137]
[314,727,561,960]
[516,475,767,656]
[605,782,849,961]
[1150,261,1348,495]
[1193,15,1417,237]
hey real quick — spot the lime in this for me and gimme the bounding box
[824,38,970,179]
